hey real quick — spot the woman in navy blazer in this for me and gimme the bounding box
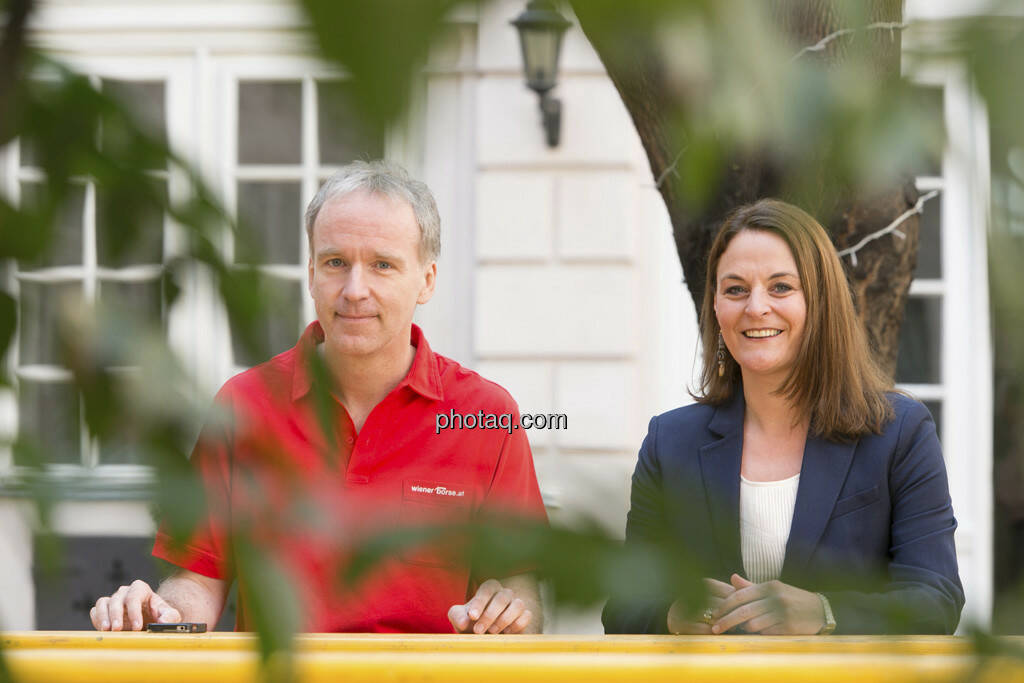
[602,199,963,635]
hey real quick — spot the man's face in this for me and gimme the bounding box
[308,190,436,361]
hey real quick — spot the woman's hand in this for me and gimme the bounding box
[667,578,735,635]
[710,574,825,635]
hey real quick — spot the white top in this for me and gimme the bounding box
[739,473,801,583]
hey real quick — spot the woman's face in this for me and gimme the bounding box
[714,230,807,386]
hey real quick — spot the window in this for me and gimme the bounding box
[10,76,169,473]
[225,72,385,373]
[896,84,945,439]
[1,57,388,493]
[897,61,993,627]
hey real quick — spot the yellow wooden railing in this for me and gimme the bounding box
[3,632,1024,683]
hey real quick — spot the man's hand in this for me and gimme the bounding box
[448,578,537,634]
[710,574,826,635]
[90,580,182,631]
[667,577,735,635]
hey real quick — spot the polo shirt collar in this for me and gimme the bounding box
[399,324,445,401]
[291,321,444,402]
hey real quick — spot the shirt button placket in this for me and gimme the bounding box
[346,435,357,478]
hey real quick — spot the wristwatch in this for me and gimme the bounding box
[816,593,836,635]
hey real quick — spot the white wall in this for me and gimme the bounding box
[468,1,697,545]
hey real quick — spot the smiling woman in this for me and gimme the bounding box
[698,200,893,439]
[713,230,807,393]
[603,199,964,636]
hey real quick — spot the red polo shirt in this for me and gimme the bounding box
[152,322,547,632]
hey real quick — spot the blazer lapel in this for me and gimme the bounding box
[781,434,857,580]
[698,394,745,578]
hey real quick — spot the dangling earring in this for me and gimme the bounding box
[717,333,726,377]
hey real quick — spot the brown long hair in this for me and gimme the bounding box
[694,199,893,440]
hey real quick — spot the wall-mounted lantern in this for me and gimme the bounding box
[511,0,571,147]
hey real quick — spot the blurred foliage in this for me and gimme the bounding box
[298,0,463,134]
[987,83,1024,636]
[234,537,302,679]
[3,2,1024,680]
[570,0,939,219]
[971,3,1024,636]
[0,38,300,676]
[344,517,707,611]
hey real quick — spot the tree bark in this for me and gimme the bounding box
[571,0,915,376]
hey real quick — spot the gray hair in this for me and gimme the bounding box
[304,160,441,262]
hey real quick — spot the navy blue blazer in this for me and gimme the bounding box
[602,391,964,634]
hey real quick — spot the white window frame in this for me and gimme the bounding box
[0,55,196,497]
[209,55,411,387]
[903,57,993,629]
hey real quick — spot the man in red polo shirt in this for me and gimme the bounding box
[90,161,547,634]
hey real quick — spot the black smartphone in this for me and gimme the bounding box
[147,623,207,633]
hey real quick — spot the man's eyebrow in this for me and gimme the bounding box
[374,251,406,264]
[311,246,409,264]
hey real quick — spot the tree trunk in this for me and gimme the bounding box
[571,0,915,376]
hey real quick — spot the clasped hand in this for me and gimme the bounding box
[669,574,825,635]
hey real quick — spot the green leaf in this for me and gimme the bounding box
[298,0,463,128]
[234,538,301,678]
[0,291,15,371]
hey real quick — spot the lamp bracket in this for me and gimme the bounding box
[540,92,561,148]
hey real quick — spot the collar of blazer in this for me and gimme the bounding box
[698,390,859,582]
